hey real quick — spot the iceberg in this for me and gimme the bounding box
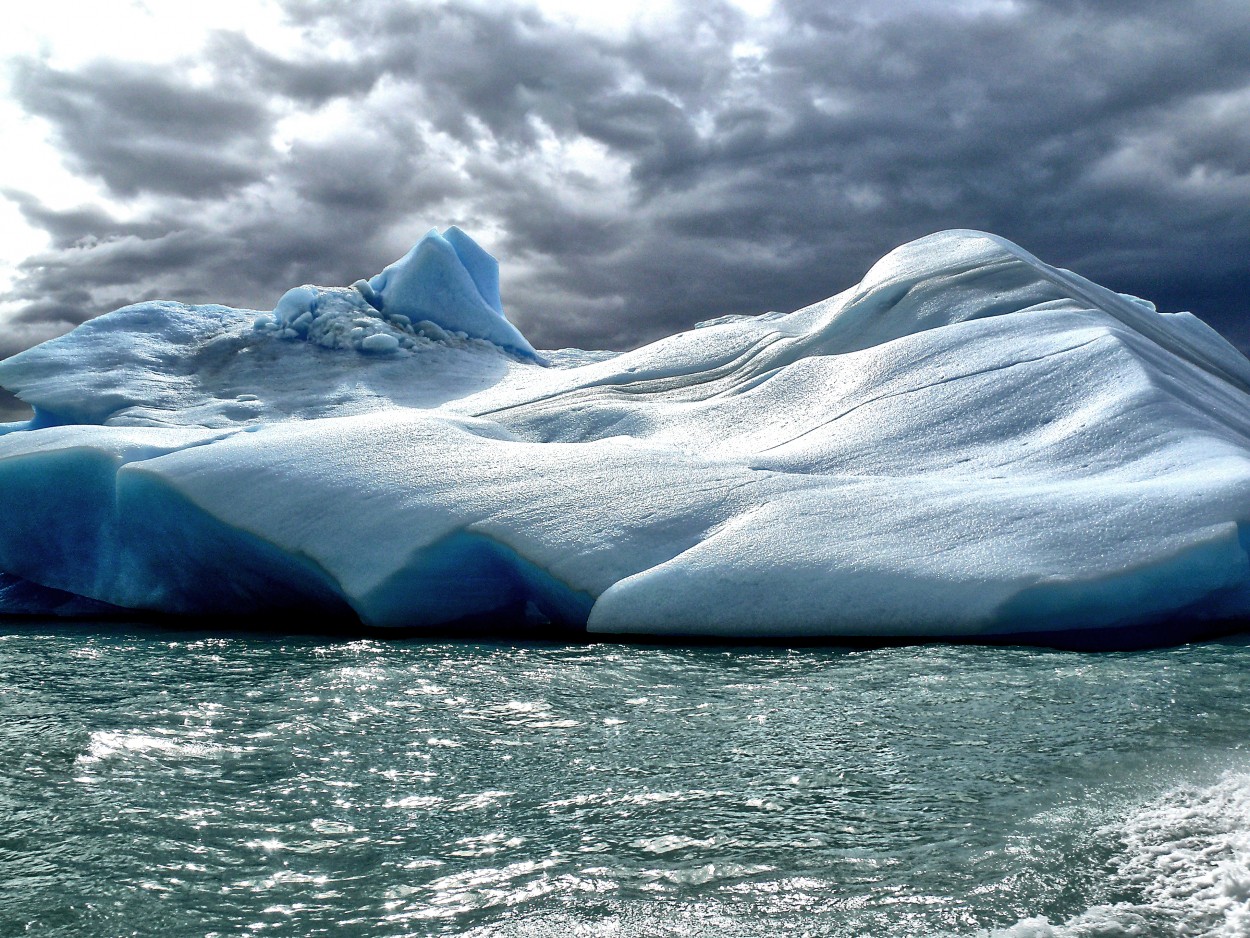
[2,227,1249,647]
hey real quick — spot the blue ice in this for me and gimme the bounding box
[1,228,1249,648]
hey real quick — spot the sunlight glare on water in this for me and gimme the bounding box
[1,625,1249,936]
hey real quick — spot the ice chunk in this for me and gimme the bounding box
[250,227,540,360]
[361,333,400,354]
[367,228,539,360]
[2,228,1250,647]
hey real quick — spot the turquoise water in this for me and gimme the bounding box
[2,625,1249,936]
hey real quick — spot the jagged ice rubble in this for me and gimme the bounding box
[2,226,1249,646]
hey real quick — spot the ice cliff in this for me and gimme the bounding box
[2,227,1249,647]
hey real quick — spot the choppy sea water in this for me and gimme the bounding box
[2,624,1249,937]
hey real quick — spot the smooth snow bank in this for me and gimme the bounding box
[1,228,1248,644]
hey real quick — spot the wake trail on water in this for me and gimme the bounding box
[991,771,1250,938]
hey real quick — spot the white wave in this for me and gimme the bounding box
[992,772,1250,938]
[77,728,225,764]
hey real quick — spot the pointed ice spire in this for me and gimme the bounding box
[367,228,540,361]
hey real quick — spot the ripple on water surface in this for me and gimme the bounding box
[1,625,1249,936]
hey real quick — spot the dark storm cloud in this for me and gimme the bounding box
[0,388,30,421]
[3,0,1249,359]
[11,59,275,198]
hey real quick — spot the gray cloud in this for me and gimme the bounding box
[0,388,31,421]
[2,0,1248,360]
[11,59,275,198]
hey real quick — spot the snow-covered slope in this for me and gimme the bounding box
[1,228,1248,645]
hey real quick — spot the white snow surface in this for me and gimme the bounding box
[2,228,1249,642]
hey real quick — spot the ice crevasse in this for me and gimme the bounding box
[2,225,1249,647]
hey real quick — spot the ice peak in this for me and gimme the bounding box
[260,227,541,362]
[366,227,533,359]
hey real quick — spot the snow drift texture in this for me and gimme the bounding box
[2,226,1250,645]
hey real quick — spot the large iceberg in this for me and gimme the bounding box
[2,226,1249,647]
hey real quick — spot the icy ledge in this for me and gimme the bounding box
[1,228,1249,648]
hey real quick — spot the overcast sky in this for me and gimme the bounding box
[1,0,1248,388]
